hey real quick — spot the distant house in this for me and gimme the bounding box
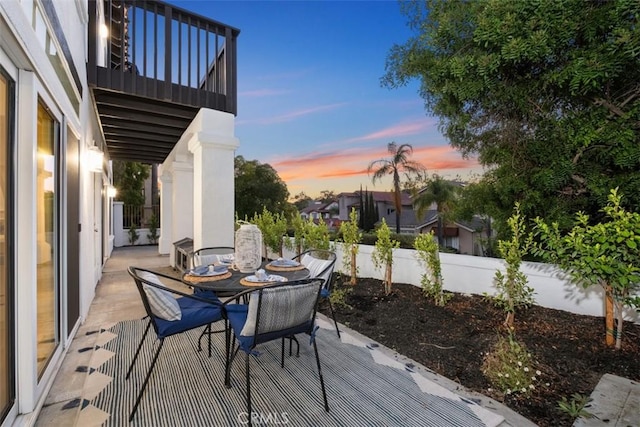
[380,209,491,255]
[337,190,412,222]
[337,187,492,255]
[300,200,339,221]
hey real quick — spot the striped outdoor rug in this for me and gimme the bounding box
[86,318,504,426]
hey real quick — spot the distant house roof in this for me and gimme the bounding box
[339,190,412,205]
[300,200,334,215]
[456,216,487,232]
[380,209,438,229]
[381,209,488,233]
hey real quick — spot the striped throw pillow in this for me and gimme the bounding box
[139,271,182,321]
[302,255,332,284]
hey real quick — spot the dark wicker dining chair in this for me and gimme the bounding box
[292,249,340,337]
[126,266,225,421]
[223,279,329,425]
[190,246,235,269]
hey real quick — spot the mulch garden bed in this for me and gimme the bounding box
[318,276,640,427]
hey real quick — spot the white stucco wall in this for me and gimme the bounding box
[282,242,640,324]
[1,0,104,422]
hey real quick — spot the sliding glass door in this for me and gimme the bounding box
[0,67,15,421]
[36,100,59,377]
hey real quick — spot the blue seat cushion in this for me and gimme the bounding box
[193,288,218,297]
[226,303,313,353]
[226,304,253,351]
[155,295,223,339]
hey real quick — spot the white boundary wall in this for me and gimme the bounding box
[112,201,160,247]
[283,242,640,324]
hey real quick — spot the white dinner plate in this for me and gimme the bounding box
[189,266,228,277]
[269,259,300,267]
[245,274,287,283]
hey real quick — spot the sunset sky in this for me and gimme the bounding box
[170,1,484,198]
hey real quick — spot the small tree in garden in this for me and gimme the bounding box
[146,214,159,244]
[253,207,288,258]
[372,218,400,295]
[305,217,330,250]
[128,224,139,245]
[414,232,451,306]
[340,208,362,285]
[533,188,640,349]
[491,203,534,328]
[289,211,307,256]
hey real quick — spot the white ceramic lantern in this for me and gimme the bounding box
[234,223,263,273]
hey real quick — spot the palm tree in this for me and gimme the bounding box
[413,174,458,247]
[367,142,424,233]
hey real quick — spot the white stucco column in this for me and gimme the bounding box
[170,158,194,266]
[112,201,124,247]
[187,109,239,250]
[157,170,173,256]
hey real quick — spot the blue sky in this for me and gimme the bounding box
[170,1,482,198]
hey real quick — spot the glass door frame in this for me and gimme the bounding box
[0,62,16,426]
[16,77,66,405]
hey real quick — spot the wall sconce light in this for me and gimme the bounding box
[99,24,109,39]
[107,185,117,198]
[87,145,104,173]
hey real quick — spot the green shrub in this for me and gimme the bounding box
[329,281,353,310]
[128,224,139,245]
[482,331,543,396]
[371,219,399,295]
[340,208,362,285]
[414,232,451,306]
[490,203,534,328]
[147,214,159,244]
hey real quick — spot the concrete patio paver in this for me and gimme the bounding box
[573,374,640,427]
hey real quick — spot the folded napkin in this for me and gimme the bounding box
[218,254,235,263]
[191,265,227,276]
[247,274,286,283]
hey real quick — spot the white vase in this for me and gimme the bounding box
[234,224,263,273]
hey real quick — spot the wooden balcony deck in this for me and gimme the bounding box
[87,0,239,163]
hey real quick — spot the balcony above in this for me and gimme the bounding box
[88,0,239,163]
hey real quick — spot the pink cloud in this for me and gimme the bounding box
[273,145,478,184]
[346,119,436,143]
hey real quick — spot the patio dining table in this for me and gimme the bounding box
[181,260,310,297]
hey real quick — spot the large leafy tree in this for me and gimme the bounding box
[319,190,337,203]
[112,160,150,206]
[234,156,291,220]
[291,191,312,210]
[383,0,640,228]
[367,142,424,233]
[454,178,507,257]
[413,174,459,247]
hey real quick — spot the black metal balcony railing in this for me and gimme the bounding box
[89,0,238,113]
[87,0,239,163]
